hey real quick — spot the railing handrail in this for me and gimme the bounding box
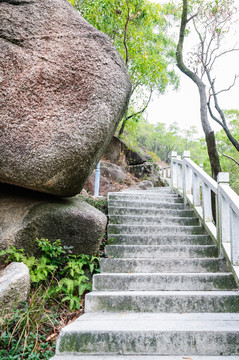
[185,158,218,194]
[162,151,239,283]
[220,184,239,216]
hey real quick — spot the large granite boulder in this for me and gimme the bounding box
[0,185,107,255]
[0,0,131,196]
[0,262,30,311]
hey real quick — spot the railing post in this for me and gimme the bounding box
[171,151,177,189]
[94,161,101,197]
[231,207,239,265]
[183,151,191,205]
[217,172,230,257]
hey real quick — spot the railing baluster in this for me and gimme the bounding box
[217,173,230,259]
[192,171,200,206]
[231,207,239,265]
[177,155,183,191]
[202,182,212,223]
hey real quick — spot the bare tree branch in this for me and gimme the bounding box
[210,46,239,70]
[223,153,239,166]
[214,74,239,96]
[207,96,224,128]
[205,62,239,152]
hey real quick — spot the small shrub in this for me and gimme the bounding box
[0,238,101,359]
[77,194,108,214]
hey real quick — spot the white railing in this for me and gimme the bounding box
[162,151,239,283]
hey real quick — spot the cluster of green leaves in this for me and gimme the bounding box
[0,238,99,310]
[77,194,108,214]
[70,0,178,89]
[215,110,239,193]
[0,287,56,360]
[0,238,100,359]
[120,107,239,193]
[68,0,179,131]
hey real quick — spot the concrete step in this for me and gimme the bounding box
[93,273,237,291]
[52,356,239,360]
[108,224,205,235]
[107,234,213,245]
[108,193,182,201]
[85,290,239,313]
[105,245,218,258]
[108,200,186,209]
[55,313,239,355]
[100,258,230,273]
[108,215,199,226]
[108,206,195,217]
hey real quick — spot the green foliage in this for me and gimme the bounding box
[120,116,207,165]
[108,238,115,245]
[69,0,179,131]
[215,110,239,193]
[71,0,178,88]
[77,194,108,214]
[0,239,101,359]
[0,238,100,310]
[0,287,56,359]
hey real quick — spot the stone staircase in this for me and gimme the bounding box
[52,187,239,359]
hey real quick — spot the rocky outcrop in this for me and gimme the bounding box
[100,162,126,184]
[85,173,115,196]
[104,137,122,163]
[0,185,107,255]
[129,162,161,186]
[121,144,148,166]
[85,161,128,196]
[104,137,148,166]
[0,262,30,311]
[138,180,154,189]
[0,0,131,196]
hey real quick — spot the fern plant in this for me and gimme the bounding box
[0,238,100,310]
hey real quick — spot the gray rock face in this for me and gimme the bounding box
[100,162,126,184]
[129,163,161,186]
[0,185,107,255]
[0,262,30,310]
[85,172,117,196]
[122,144,148,166]
[0,0,131,196]
[104,137,122,163]
[104,137,147,166]
[138,180,154,189]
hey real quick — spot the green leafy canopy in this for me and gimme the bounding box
[68,0,179,104]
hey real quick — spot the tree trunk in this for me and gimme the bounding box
[118,117,127,137]
[176,0,221,181]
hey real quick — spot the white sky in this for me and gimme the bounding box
[146,0,239,137]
